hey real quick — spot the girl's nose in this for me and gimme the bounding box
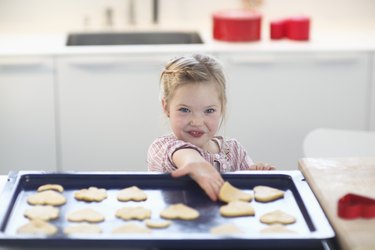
[190,114,204,126]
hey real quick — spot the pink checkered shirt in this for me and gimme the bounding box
[147,134,254,173]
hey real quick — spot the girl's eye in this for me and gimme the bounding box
[178,107,190,113]
[205,108,216,114]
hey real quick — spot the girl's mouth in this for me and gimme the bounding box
[188,130,204,138]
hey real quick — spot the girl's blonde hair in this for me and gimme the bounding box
[160,54,227,118]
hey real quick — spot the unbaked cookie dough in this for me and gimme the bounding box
[17,219,58,235]
[37,184,64,193]
[117,186,147,202]
[116,206,152,221]
[74,187,107,202]
[160,203,200,220]
[210,223,243,235]
[67,208,105,223]
[260,209,296,225]
[253,186,285,202]
[219,182,253,203]
[64,223,102,234]
[24,205,59,221]
[219,200,255,217]
[27,190,66,206]
[112,223,151,234]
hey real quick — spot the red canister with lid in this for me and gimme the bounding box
[213,9,261,42]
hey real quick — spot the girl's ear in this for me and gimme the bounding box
[161,98,169,117]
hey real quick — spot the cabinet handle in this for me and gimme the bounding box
[0,62,51,70]
[225,56,275,65]
[313,55,361,64]
[69,62,117,69]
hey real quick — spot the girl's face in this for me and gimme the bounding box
[163,81,222,150]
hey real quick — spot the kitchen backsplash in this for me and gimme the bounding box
[0,0,374,33]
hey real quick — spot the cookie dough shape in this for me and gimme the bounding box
[160,203,200,220]
[74,187,107,202]
[210,223,243,235]
[37,184,64,193]
[24,205,59,221]
[112,223,151,234]
[220,200,255,217]
[116,206,152,221]
[260,224,296,234]
[67,208,105,223]
[117,186,147,202]
[253,185,285,202]
[17,219,58,235]
[144,219,172,229]
[64,223,102,234]
[219,182,253,203]
[27,190,67,206]
[260,209,296,225]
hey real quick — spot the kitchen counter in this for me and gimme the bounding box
[299,157,375,250]
[1,20,375,56]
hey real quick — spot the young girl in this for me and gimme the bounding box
[147,54,274,201]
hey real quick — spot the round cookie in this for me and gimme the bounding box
[144,219,171,229]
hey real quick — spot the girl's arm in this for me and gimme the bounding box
[171,148,224,201]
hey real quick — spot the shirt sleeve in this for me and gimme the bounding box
[147,135,202,173]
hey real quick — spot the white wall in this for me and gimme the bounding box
[0,0,374,33]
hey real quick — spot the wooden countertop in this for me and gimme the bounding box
[299,157,375,250]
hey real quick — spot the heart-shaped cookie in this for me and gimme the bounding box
[260,209,296,225]
[220,200,255,217]
[67,208,105,223]
[253,185,284,202]
[219,182,253,203]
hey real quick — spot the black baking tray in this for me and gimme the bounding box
[0,171,334,249]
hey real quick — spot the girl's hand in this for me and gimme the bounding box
[171,149,224,201]
[248,162,276,170]
[172,161,224,201]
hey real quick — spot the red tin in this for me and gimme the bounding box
[286,16,310,41]
[213,9,261,42]
[338,193,375,219]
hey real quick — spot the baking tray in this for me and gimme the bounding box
[0,171,334,249]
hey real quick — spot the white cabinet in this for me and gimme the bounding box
[55,54,178,171]
[0,57,56,173]
[218,52,371,169]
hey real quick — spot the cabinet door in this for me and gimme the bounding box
[56,54,176,171]
[219,52,370,169]
[0,57,56,173]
